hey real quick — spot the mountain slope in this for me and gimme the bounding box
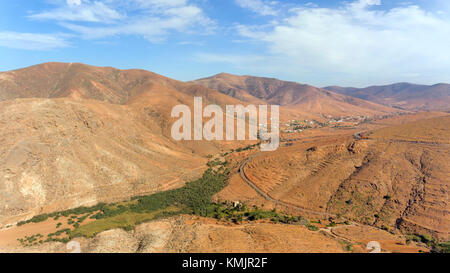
[219,114,449,240]
[0,63,248,226]
[193,73,397,118]
[324,83,450,111]
[0,62,242,106]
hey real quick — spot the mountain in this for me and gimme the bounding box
[0,63,246,226]
[193,73,397,118]
[220,114,449,240]
[324,83,450,111]
[0,63,447,252]
[0,62,242,106]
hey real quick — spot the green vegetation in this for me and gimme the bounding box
[17,233,45,247]
[71,208,180,238]
[15,166,230,243]
[326,221,337,228]
[339,240,354,252]
[306,224,319,231]
[71,200,320,238]
[77,215,88,223]
[13,158,320,246]
[17,214,50,226]
[198,203,309,225]
[222,143,260,156]
[206,158,227,168]
[68,167,230,237]
[406,234,432,244]
[133,168,229,214]
[406,233,450,253]
[17,202,109,226]
[16,167,228,223]
[431,241,450,253]
[235,143,259,153]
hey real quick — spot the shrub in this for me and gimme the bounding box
[431,241,450,253]
[306,224,319,231]
[30,214,49,223]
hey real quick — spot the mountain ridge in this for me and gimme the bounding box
[324,82,450,111]
[193,72,398,118]
[0,62,247,226]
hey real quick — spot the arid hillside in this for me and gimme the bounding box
[0,63,238,105]
[0,63,448,253]
[324,83,450,111]
[329,116,449,239]
[194,73,397,118]
[218,115,450,240]
[0,63,247,227]
[0,215,428,253]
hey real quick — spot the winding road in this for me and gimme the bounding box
[238,152,336,219]
[237,151,408,253]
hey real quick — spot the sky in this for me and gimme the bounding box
[0,0,449,87]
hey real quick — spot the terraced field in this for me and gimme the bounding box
[242,136,366,214]
[221,115,450,240]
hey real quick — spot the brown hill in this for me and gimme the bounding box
[217,114,450,240]
[0,62,242,106]
[324,83,450,111]
[0,215,346,253]
[0,63,248,226]
[0,215,427,253]
[193,73,397,118]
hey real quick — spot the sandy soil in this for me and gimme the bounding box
[0,215,95,248]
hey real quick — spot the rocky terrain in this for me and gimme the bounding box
[218,114,449,240]
[0,215,428,253]
[0,63,245,227]
[0,63,448,253]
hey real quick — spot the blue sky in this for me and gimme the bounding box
[0,0,449,87]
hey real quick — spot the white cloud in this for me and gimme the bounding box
[131,0,188,8]
[28,0,214,42]
[0,32,69,50]
[233,0,450,86]
[66,0,81,6]
[366,0,381,5]
[60,5,213,42]
[235,0,278,16]
[29,1,123,22]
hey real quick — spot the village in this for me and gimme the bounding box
[281,112,409,133]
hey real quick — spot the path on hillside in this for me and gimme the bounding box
[238,154,372,247]
[238,135,449,218]
[376,139,450,146]
[239,152,337,218]
[237,151,398,252]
